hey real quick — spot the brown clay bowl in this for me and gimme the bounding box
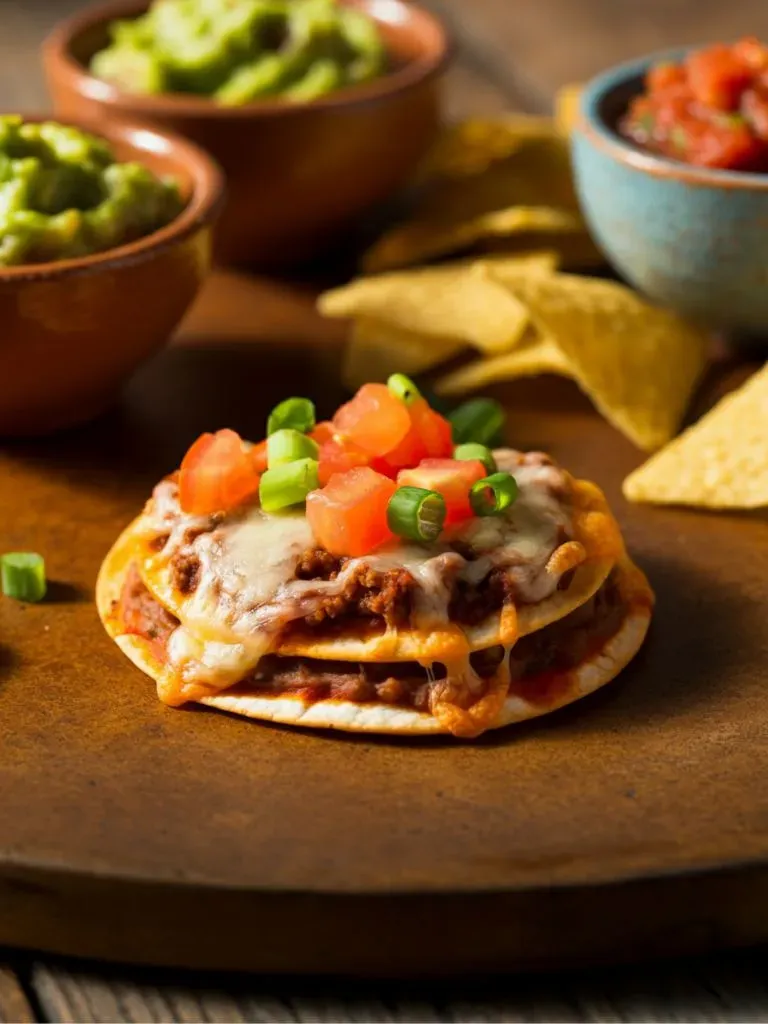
[43,0,449,269]
[0,114,223,437]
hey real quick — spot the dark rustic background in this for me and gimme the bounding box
[2,1,768,1020]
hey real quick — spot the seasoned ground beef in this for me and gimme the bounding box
[116,566,626,712]
[449,568,514,626]
[170,552,201,595]
[300,562,415,630]
[295,547,341,581]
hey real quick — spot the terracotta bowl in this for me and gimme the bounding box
[0,114,223,436]
[43,0,449,269]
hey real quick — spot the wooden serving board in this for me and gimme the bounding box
[0,269,766,976]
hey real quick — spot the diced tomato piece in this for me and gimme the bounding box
[683,117,764,169]
[179,429,261,516]
[374,398,454,475]
[398,458,486,526]
[732,37,768,72]
[686,45,752,111]
[333,383,411,455]
[647,61,688,94]
[317,436,371,486]
[742,85,768,141]
[310,421,335,445]
[250,439,268,474]
[306,466,396,557]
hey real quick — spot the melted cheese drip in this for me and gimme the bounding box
[137,451,574,705]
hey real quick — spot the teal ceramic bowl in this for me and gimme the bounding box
[571,49,768,334]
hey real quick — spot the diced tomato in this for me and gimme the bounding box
[333,383,411,455]
[306,466,396,557]
[178,429,261,516]
[317,436,371,486]
[742,85,768,140]
[686,45,752,111]
[733,37,768,72]
[647,62,687,93]
[374,398,454,475]
[398,458,486,526]
[310,421,335,445]
[682,117,764,169]
[250,439,268,474]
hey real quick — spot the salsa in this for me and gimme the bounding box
[0,116,182,266]
[620,38,768,170]
[91,0,387,106]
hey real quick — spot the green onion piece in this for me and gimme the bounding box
[387,373,421,406]
[259,459,319,513]
[1,552,46,602]
[387,487,446,543]
[267,428,319,469]
[470,473,519,517]
[449,398,505,446]
[454,442,497,474]
[267,397,316,436]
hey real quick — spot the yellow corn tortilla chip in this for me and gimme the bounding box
[364,133,584,273]
[361,205,585,278]
[623,363,768,509]
[555,84,582,136]
[320,253,556,354]
[435,332,572,394]
[343,318,466,391]
[500,272,708,450]
[414,115,561,182]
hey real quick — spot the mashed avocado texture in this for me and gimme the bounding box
[0,116,183,267]
[91,0,387,105]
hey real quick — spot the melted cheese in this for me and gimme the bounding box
[136,451,577,704]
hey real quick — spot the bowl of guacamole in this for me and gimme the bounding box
[45,0,449,267]
[0,113,224,435]
[91,0,387,105]
[0,115,183,266]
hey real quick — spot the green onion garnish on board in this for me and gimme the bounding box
[470,473,519,517]
[267,428,319,468]
[387,487,446,543]
[387,373,421,406]
[449,398,505,446]
[259,458,319,512]
[267,397,316,436]
[453,443,497,475]
[1,552,46,602]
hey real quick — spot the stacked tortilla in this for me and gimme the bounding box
[97,448,653,738]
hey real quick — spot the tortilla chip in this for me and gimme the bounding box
[414,115,558,182]
[623,363,768,508]
[493,271,708,451]
[343,318,465,391]
[362,205,585,277]
[435,332,571,394]
[320,253,556,354]
[363,133,584,273]
[555,84,582,135]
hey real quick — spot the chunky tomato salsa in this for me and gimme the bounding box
[620,38,768,170]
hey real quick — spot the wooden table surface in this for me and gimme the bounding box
[3,1,768,1021]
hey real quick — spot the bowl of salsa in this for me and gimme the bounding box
[571,39,768,334]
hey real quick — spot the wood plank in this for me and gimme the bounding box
[30,951,768,1023]
[0,964,35,1023]
[428,0,768,107]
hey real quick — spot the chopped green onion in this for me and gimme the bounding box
[470,472,519,517]
[387,373,421,406]
[387,487,446,543]
[267,397,315,436]
[259,459,319,512]
[267,428,318,469]
[449,398,505,446]
[1,552,46,602]
[454,443,497,474]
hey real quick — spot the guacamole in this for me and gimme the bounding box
[91,0,387,105]
[0,117,183,267]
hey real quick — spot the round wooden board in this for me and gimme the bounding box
[0,270,766,976]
